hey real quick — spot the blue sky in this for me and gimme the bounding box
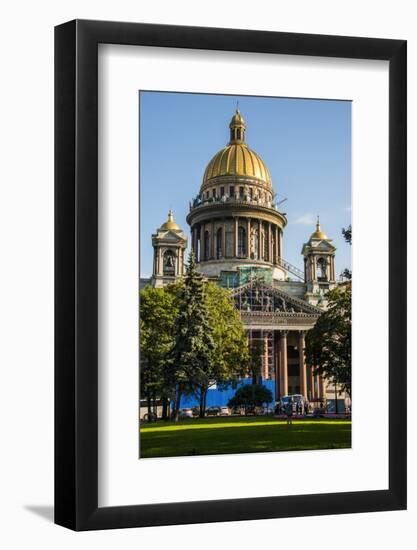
[140,91,351,278]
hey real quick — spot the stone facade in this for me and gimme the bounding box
[143,110,347,406]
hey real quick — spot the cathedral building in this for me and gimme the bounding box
[141,109,347,407]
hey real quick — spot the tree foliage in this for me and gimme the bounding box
[342,224,352,245]
[247,340,263,384]
[341,225,352,280]
[228,384,273,414]
[140,252,250,419]
[305,286,352,397]
[139,285,179,419]
[169,252,216,418]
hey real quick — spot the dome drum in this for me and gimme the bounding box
[188,109,287,281]
[186,200,287,229]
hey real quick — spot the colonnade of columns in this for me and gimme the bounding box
[253,329,323,401]
[191,217,283,264]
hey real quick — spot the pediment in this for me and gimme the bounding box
[155,229,186,243]
[312,240,335,251]
[230,280,322,315]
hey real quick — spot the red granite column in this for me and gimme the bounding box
[280,331,288,396]
[299,331,307,398]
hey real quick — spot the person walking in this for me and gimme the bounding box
[285,400,293,426]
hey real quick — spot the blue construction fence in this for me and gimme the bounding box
[177,378,276,409]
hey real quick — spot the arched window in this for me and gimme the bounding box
[204,230,210,261]
[216,228,223,259]
[317,257,327,280]
[238,226,246,257]
[163,250,175,275]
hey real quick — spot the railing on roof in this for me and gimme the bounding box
[277,258,304,281]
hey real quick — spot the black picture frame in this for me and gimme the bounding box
[55,19,407,531]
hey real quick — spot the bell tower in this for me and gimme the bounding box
[151,210,188,288]
[301,217,336,305]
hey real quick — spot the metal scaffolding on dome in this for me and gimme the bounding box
[219,266,273,289]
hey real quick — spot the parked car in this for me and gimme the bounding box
[179,408,193,419]
[281,394,307,413]
[230,406,245,416]
[206,406,221,416]
[219,406,231,416]
[256,406,272,416]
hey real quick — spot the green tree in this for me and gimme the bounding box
[228,384,273,415]
[170,252,216,420]
[341,225,352,280]
[140,285,179,420]
[248,340,263,384]
[342,224,352,245]
[305,286,352,397]
[198,283,249,416]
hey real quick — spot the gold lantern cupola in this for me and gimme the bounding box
[309,216,328,240]
[229,108,246,143]
[160,209,180,231]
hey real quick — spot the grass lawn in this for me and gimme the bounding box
[140,416,352,458]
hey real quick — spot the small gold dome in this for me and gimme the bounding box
[202,109,272,188]
[310,217,328,240]
[229,108,245,127]
[160,210,180,231]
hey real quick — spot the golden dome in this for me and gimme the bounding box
[310,217,328,240]
[160,210,180,231]
[202,109,272,188]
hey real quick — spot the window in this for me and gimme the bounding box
[163,250,175,275]
[204,231,210,261]
[317,257,327,280]
[220,187,225,197]
[238,226,246,256]
[230,186,235,198]
[239,186,244,198]
[212,189,216,198]
[216,228,222,259]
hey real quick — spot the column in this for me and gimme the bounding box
[234,217,239,257]
[192,226,196,259]
[200,223,205,262]
[211,222,215,259]
[275,226,279,264]
[258,220,262,260]
[263,331,269,379]
[247,218,251,258]
[299,331,307,398]
[267,222,271,262]
[191,226,195,255]
[280,330,288,396]
[279,228,283,260]
[315,373,321,400]
[319,375,325,400]
[222,219,226,258]
[309,365,315,400]
[274,331,280,400]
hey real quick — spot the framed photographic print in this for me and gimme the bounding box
[55,20,406,530]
